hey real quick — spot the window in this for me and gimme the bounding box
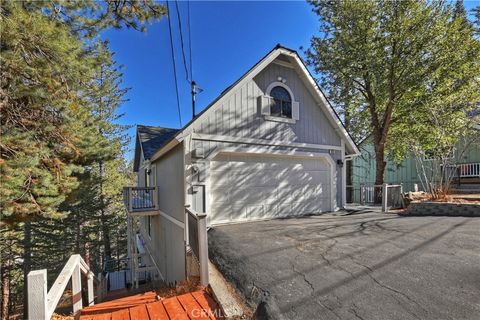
[270,86,292,118]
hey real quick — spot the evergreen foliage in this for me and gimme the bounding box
[306,0,480,189]
[0,1,163,318]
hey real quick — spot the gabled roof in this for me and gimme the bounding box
[133,125,179,171]
[134,45,360,168]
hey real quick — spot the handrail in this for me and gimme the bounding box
[185,205,209,286]
[27,254,101,320]
[123,186,159,213]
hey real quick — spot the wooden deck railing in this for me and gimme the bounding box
[185,205,209,286]
[123,187,158,213]
[27,254,102,320]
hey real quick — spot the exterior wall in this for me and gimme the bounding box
[189,141,343,214]
[192,61,341,146]
[351,136,480,192]
[189,59,345,209]
[140,143,185,284]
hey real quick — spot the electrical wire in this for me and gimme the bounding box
[166,0,182,126]
[187,0,193,81]
[174,0,190,83]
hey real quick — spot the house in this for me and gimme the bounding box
[348,126,480,202]
[126,45,360,284]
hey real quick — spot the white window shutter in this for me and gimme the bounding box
[292,101,300,120]
[258,95,271,116]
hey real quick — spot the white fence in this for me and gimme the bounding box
[27,254,102,320]
[457,162,480,178]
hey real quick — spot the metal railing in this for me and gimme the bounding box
[123,187,158,212]
[346,184,383,205]
[27,254,102,320]
[347,183,404,212]
[185,205,209,286]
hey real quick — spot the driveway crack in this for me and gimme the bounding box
[291,257,315,294]
[346,255,428,317]
[349,303,366,320]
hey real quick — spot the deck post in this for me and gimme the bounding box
[87,272,95,306]
[153,186,159,210]
[185,205,190,248]
[128,187,133,212]
[197,212,209,286]
[72,264,83,314]
[382,183,388,213]
[27,270,48,320]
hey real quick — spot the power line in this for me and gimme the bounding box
[166,0,182,126]
[187,0,193,80]
[174,0,190,82]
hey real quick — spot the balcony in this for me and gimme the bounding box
[123,187,159,216]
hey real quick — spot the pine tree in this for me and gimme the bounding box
[306,0,480,200]
[0,1,165,317]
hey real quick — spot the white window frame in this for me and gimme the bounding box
[263,81,299,123]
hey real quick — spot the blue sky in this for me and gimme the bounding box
[102,0,479,160]
[102,1,318,160]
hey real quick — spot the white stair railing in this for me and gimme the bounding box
[27,254,101,320]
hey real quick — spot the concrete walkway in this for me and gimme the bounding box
[209,209,480,319]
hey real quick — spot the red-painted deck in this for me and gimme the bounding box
[80,290,223,320]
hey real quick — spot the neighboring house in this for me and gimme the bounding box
[348,127,480,199]
[127,45,359,284]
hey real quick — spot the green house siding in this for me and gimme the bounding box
[351,138,480,193]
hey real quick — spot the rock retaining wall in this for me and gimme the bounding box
[405,202,480,217]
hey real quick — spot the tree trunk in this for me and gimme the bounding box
[374,142,387,204]
[99,162,112,261]
[22,221,32,319]
[84,241,91,268]
[1,261,10,320]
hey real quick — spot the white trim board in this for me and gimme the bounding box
[159,210,185,229]
[192,133,343,151]
[147,46,360,163]
[178,47,359,155]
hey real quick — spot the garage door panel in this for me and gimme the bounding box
[210,203,232,223]
[211,186,230,203]
[230,187,269,204]
[246,205,266,220]
[210,154,333,224]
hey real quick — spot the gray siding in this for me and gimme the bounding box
[189,60,345,208]
[141,143,186,284]
[192,61,341,146]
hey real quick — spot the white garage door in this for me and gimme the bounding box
[209,153,332,225]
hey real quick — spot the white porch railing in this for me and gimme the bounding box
[185,205,209,286]
[458,162,480,178]
[27,254,102,320]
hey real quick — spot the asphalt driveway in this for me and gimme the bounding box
[208,208,480,320]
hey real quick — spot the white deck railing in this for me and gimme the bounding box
[458,162,480,178]
[27,254,102,320]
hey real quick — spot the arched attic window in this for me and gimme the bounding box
[270,86,292,118]
[260,81,299,122]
